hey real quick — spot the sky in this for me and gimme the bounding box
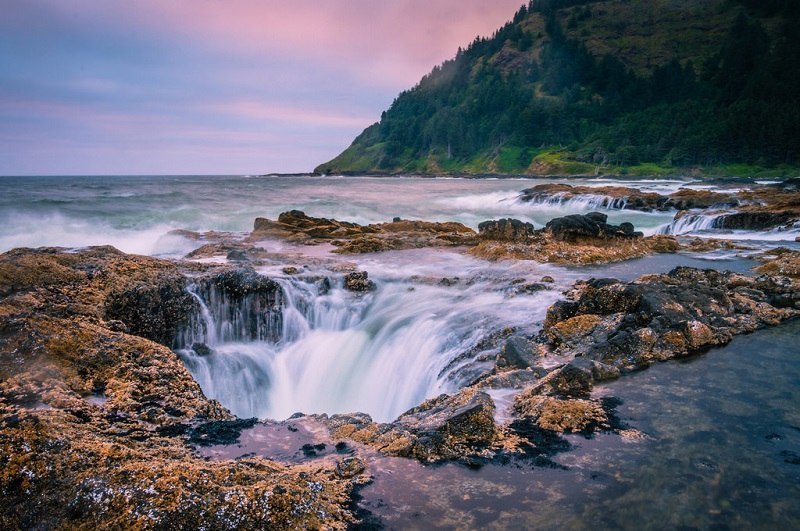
[0,0,524,175]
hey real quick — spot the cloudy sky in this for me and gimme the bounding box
[0,0,524,175]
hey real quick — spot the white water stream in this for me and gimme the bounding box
[177,267,560,423]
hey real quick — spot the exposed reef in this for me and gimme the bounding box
[0,247,359,529]
[470,213,680,264]
[249,210,478,253]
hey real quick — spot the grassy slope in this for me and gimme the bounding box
[316,0,799,178]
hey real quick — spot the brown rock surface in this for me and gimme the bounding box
[0,247,357,529]
[469,232,679,264]
[249,211,477,253]
[513,395,610,433]
[540,268,800,371]
[754,248,800,278]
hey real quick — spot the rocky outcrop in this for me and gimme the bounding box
[545,212,642,242]
[343,271,376,292]
[471,216,679,264]
[513,395,611,434]
[520,184,739,212]
[321,388,498,463]
[249,211,477,253]
[713,211,797,231]
[496,336,542,370]
[178,268,285,346]
[0,247,357,529]
[477,218,537,242]
[520,184,667,210]
[666,188,740,210]
[540,268,799,372]
[754,248,800,278]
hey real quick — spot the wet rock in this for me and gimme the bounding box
[539,267,800,370]
[186,243,267,261]
[203,268,279,297]
[393,389,497,462]
[478,218,536,242]
[514,395,610,433]
[468,232,677,265]
[714,211,797,231]
[322,390,498,463]
[334,220,477,254]
[755,248,800,279]
[316,277,332,295]
[335,457,366,479]
[520,183,667,211]
[666,189,739,210]
[546,213,643,243]
[344,271,376,292]
[191,342,212,356]
[550,358,620,396]
[282,266,300,275]
[250,211,476,253]
[497,336,540,370]
[477,369,543,389]
[519,183,739,212]
[104,276,195,346]
[541,275,555,283]
[184,268,283,344]
[225,247,268,262]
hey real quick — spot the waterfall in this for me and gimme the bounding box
[524,192,629,211]
[657,212,726,235]
[175,272,557,423]
[176,279,283,348]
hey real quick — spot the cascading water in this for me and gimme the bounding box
[176,271,558,423]
[524,192,629,210]
[657,212,726,235]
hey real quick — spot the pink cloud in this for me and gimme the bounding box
[42,0,525,88]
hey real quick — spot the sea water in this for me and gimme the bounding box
[0,174,686,255]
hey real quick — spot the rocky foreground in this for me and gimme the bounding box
[1,241,799,527]
[0,248,359,529]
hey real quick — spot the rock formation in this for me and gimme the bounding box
[0,247,358,529]
[470,214,679,264]
[249,210,477,253]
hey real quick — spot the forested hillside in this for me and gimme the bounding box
[316,0,800,176]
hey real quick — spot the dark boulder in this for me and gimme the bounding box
[335,457,366,479]
[497,336,540,370]
[394,389,497,462]
[545,213,643,243]
[105,275,195,347]
[714,211,797,231]
[478,218,537,242]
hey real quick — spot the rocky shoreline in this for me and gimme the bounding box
[520,181,800,234]
[2,190,800,527]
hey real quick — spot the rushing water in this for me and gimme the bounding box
[177,255,564,422]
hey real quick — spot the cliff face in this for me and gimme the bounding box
[316,0,800,175]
